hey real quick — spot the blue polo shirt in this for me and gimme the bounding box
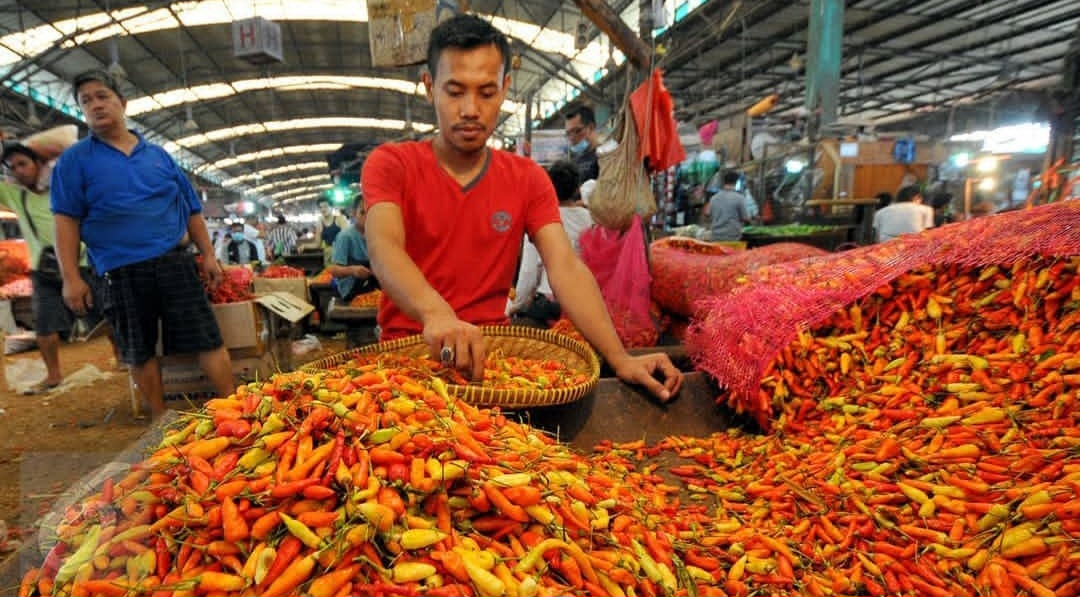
[51,132,200,273]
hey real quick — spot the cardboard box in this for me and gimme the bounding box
[255,292,315,324]
[253,277,311,305]
[211,301,265,352]
[158,351,276,396]
[367,0,460,67]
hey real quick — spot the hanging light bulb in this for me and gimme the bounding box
[26,97,41,127]
[183,104,198,132]
[106,37,126,79]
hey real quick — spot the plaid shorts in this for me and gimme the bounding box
[100,249,223,365]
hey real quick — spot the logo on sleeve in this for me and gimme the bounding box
[491,211,512,233]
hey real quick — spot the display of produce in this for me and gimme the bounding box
[688,201,1080,423]
[650,241,827,318]
[343,352,589,391]
[195,258,254,304]
[741,224,840,237]
[0,276,31,299]
[549,317,585,344]
[348,290,382,309]
[260,265,306,279]
[18,362,724,597]
[0,241,30,286]
[312,269,334,285]
[653,236,739,256]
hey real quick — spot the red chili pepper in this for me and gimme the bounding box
[320,431,346,486]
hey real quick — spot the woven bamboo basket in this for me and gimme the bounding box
[300,326,600,408]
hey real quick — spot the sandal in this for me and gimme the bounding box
[22,380,61,395]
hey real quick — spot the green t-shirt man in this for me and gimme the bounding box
[0,181,53,270]
[0,181,87,269]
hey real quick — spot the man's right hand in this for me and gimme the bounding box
[423,314,486,382]
[63,276,93,316]
[353,265,372,279]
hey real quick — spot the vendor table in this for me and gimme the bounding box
[282,252,326,277]
[803,198,879,245]
[307,282,341,333]
[742,225,853,251]
[325,299,379,347]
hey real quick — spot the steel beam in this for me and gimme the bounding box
[571,0,651,69]
[681,4,1075,124]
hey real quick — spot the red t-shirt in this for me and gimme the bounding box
[362,140,562,339]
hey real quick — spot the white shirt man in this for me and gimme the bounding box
[873,186,934,242]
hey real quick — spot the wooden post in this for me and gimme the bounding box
[571,0,651,70]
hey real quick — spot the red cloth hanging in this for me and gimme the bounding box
[629,69,686,172]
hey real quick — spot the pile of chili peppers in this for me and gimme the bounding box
[16,256,1080,597]
[348,290,382,309]
[344,353,590,391]
[259,265,306,280]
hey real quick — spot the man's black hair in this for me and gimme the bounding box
[1,142,41,167]
[565,105,596,127]
[72,69,124,101]
[546,160,581,203]
[875,192,893,208]
[896,185,922,203]
[722,171,740,186]
[352,195,365,213]
[316,197,330,206]
[277,215,287,225]
[427,14,511,80]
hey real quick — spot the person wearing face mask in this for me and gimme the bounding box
[564,105,599,182]
[361,14,683,404]
[216,221,263,266]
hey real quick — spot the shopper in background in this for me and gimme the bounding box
[1,142,117,392]
[51,69,233,418]
[704,171,750,241]
[565,105,600,182]
[328,196,377,301]
[872,185,935,243]
[362,14,681,402]
[267,214,299,258]
[314,198,349,248]
[509,160,593,326]
[217,221,263,266]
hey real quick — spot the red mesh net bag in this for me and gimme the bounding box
[650,241,827,318]
[687,202,1080,430]
[580,216,659,348]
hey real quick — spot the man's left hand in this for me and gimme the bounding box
[201,257,224,290]
[612,353,684,403]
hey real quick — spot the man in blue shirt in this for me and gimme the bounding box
[328,197,378,300]
[51,70,234,418]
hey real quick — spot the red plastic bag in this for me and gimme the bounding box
[629,69,686,172]
[579,216,658,348]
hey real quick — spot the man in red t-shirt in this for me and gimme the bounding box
[363,14,682,402]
